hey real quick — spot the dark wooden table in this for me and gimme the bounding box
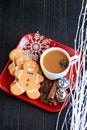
[0,0,82,130]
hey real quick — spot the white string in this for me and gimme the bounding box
[56,0,87,130]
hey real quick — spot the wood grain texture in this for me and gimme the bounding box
[0,0,82,130]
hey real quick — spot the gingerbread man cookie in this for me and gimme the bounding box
[10,61,44,99]
[15,55,32,69]
[8,62,18,76]
[9,48,24,62]
[8,48,33,75]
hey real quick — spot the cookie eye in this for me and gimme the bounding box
[20,58,23,61]
[26,58,29,60]
[33,65,35,67]
[13,53,16,55]
[18,50,21,53]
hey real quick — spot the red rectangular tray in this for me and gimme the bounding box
[0,33,80,112]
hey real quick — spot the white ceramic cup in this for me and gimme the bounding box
[40,47,78,80]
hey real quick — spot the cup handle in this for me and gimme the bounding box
[70,55,79,65]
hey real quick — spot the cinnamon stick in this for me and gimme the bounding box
[47,81,57,102]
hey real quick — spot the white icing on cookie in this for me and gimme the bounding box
[28,68,34,71]
[18,50,21,53]
[33,64,35,67]
[13,53,16,56]
[36,73,39,85]
[16,66,18,70]
[26,57,29,60]
[12,62,15,66]
[20,58,23,61]
[27,88,38,93]
[18,70,23,79]
[15,82,25,92]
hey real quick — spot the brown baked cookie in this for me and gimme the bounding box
[10,61,44,99]
[8,62,18,76]
[8,48,33,75]
[9,48,24,63]
[15,55,32,69]
[23,60,39,73]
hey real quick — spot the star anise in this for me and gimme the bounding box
[58,59,69,68]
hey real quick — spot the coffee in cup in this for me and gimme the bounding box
[40,47,78,80]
